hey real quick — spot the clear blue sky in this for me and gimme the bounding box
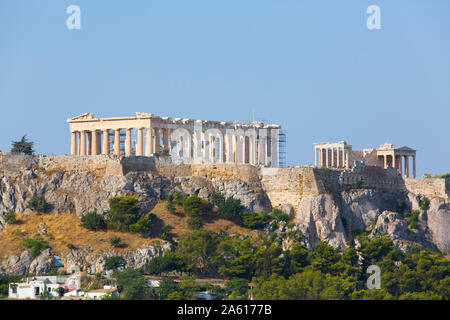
[1,1,449,176]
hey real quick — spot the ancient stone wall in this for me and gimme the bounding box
[405,177,449,199]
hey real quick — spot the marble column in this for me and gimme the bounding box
[80,131,86,156]
[86,132,92,155]
[345,150,349,169]
[162,128,169,152]
[384,155,387,169]
[125,128,132,157]
[398,154,403,176]
[404,156,409,178]
[331,147,335,168]
[137,128,144,156]
[92,131,99,155]
[314,148,318,166]
[114,129,121,156]
[146,128,153,156]
[413,156,416,178]
[71,132,77,155]
[325,148,329,168]
[337,147,341,168]
[102,129,110,155]
[154,129,161,153]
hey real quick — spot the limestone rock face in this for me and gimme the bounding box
[0,155,448,258]
[124,242,173,270]
[0,251,33,277]
[28,248,54,275]
[0,168,271,225]
[295,194,347,250]
[424,199,450,253]
[372,211,438,252]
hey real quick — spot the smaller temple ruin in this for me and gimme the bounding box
[314,141,416,178]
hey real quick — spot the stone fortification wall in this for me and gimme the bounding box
[1,153,447,205]
[405,177,449,199]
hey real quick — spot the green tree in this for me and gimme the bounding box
[176,230,219,275]
[115,268,149,300]
[11,135,34,155]
[21,237,49,257]
[211,192,225,207]
[217,197,242,219]
[80,211,105,231]
[110,236,122,248]
[106,197,142,232]
[104,256,126,271]
[129,214,157,235]
[224,278,250,300]
[4,212,17,224]
[241,212,268,229]
[182,195,211,216]
[187,216,204,230]
[155,277,179,300]
[147,251,185,275]
[26,196,50,214]
[271,208,290,223]
[284,243,311,276]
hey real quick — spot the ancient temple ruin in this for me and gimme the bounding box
[314,141,417,178]
[67,113,281,167]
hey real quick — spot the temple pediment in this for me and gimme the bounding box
[396,146,416,152]
[67,113,95,121]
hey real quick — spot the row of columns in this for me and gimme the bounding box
[314,146,349,169]
[70,127,278,166]
[71,127,169,157]
[380,154,416,178]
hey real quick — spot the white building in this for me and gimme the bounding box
[9,276,60,299]
[86,286,119,300]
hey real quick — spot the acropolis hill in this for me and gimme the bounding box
[0,112,449,276]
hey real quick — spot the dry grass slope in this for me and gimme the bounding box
[0,200,252,259]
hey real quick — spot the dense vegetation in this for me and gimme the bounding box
[4,192,448,301]
[139,231,449,300]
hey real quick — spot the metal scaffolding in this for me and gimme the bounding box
[278,129,287,168]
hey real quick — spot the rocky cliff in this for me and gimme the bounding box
[0,153,448,277]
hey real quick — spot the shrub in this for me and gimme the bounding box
[21,237,49,258]
[420,197,430,211]
[110,236,122,248]
[104,256,126,271]
[166,202,176,213]
[106,196,142,232]
[271,208,290,223]
[217,197,242,219]
[80,211,105,231]
[160,225,173,241]
[129,214,157,234]
[4,212,17,224]
[26,196,50,214]
[408,210,420,229]
[187,216,204,230]
[242,212,268,229]
[183,195,203,216]
[147,252,185,275]
[67,243,77,251]
[211,192,225,207]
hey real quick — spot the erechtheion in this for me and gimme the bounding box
[67,113,281,167]
[314,141,416,178]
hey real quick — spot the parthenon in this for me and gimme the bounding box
[314,141,417,178]
[67,113,281,167]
